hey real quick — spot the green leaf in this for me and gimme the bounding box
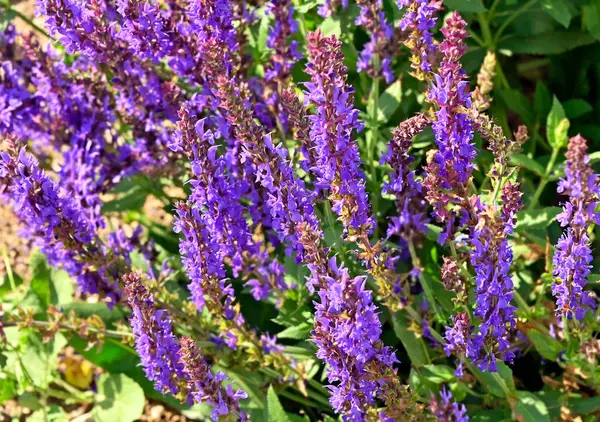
[515,391,551,422]
[515,207,562,231]
[102,186,147,213]
[392,311,431,367]
[534,82,552,118]
[570,396,600,415]
[500,89,534,125]
[498,32,597,55]
[257,10,271,56]
[510,153,545,177]
[527,329,562,361]
[547,96,569,148]
[563,99,593,119]
[92,374,145,422]
[267,386,291,422]
[444,0,486,12]
[277,323,312,340]
[583,0,600,41]
[20,333,68,389]
[0,378,16,404]
[377,79,402,123]
[421,365,455,384]
[540,0,572,28]
[588,151,600,164]
[30,251,52,309]
[295,0,319,13]
[471,362,515,398]
[319,16,341,36]
[29,405,68,422]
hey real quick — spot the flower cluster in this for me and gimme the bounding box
[356,0,395,82]
[553,135,599,320]
[304,31,373,239]
[429,387,469,422]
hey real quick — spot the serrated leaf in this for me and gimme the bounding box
[377,79,402,123]
[563,99,593,119]
[392,311,431,367]
[527,329,562,361]
[541,0,572,28]
[510,153,545,177]
[267,386,291,422]
[547,96,568,148]
[444,0,486,12]
[499,32,597,55]
[515,207,562,231]
[92,374,145,422]
[515,391,551,422]
[583,0,600,41]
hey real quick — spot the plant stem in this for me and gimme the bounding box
[527,146,560,210]
[1,246,16,291]
[493,0,538,45]
[3,320,133,340]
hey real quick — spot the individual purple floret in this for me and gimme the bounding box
[429,386,469,422]
[355,0,395,82]
[553,135,599,320]
[304,31,373,240]
[318,0,348,18]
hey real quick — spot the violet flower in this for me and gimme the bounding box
[355,0,395,82]
[429,386,469,422]
[553,135,599,320]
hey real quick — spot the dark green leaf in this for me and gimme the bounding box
[527,329,562,361]
[515,391,551,422]
[392,311,431,367]
[515,207,562,231]
[277,323,312,340]
[102,186,147,213]
[499,32,597,55]
[510,153,545,177]
[444,0,486,12]
[267,386,291,422]
[540,0,572,28]
[534,82,552,118]
[570,396,600,415]
[500,89,534,125]
[471,362,515,398]
[583,0,600,41]
[563,99,593,119]
[0,378,16,404]
[92,374,145,422]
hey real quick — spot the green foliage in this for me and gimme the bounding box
[92,374,145,422]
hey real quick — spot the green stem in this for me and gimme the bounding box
[492,372,513,398]
[1,246,16,291]
[9,7,52,40]
[3,320,133,340]
[527,146,561,210]
[477,13,494,48]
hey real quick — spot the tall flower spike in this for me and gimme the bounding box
[356,0,395,82]
[466,182,523,372]
[0,141,121,304]
[471,51,496,112]
[553,135,599,320]
[423,11,475,239]
[124,272,186,396]
[304,31,374,240]
[398,0,442,81]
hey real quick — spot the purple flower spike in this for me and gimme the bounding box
[553,135,599,320]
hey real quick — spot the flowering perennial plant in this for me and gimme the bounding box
[2,0,600,421]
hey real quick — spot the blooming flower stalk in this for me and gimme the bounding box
[304,31,373,240]
[429,387,469,422]
[553,135,599,320]
[355,0,395,82]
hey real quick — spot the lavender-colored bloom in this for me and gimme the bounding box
[313,259,399,420]
[0,143,120,303]
[124,272,185,395]
[355,0,395,82]
[318,0,348,18]
[553,135,599,320]
[398,0,441,80]
[179,337,248,421]
[429,387,469,422]
[382,114,429,251]
[423,12,475,237]
[304,31,373,239]
[466,182,522,372]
